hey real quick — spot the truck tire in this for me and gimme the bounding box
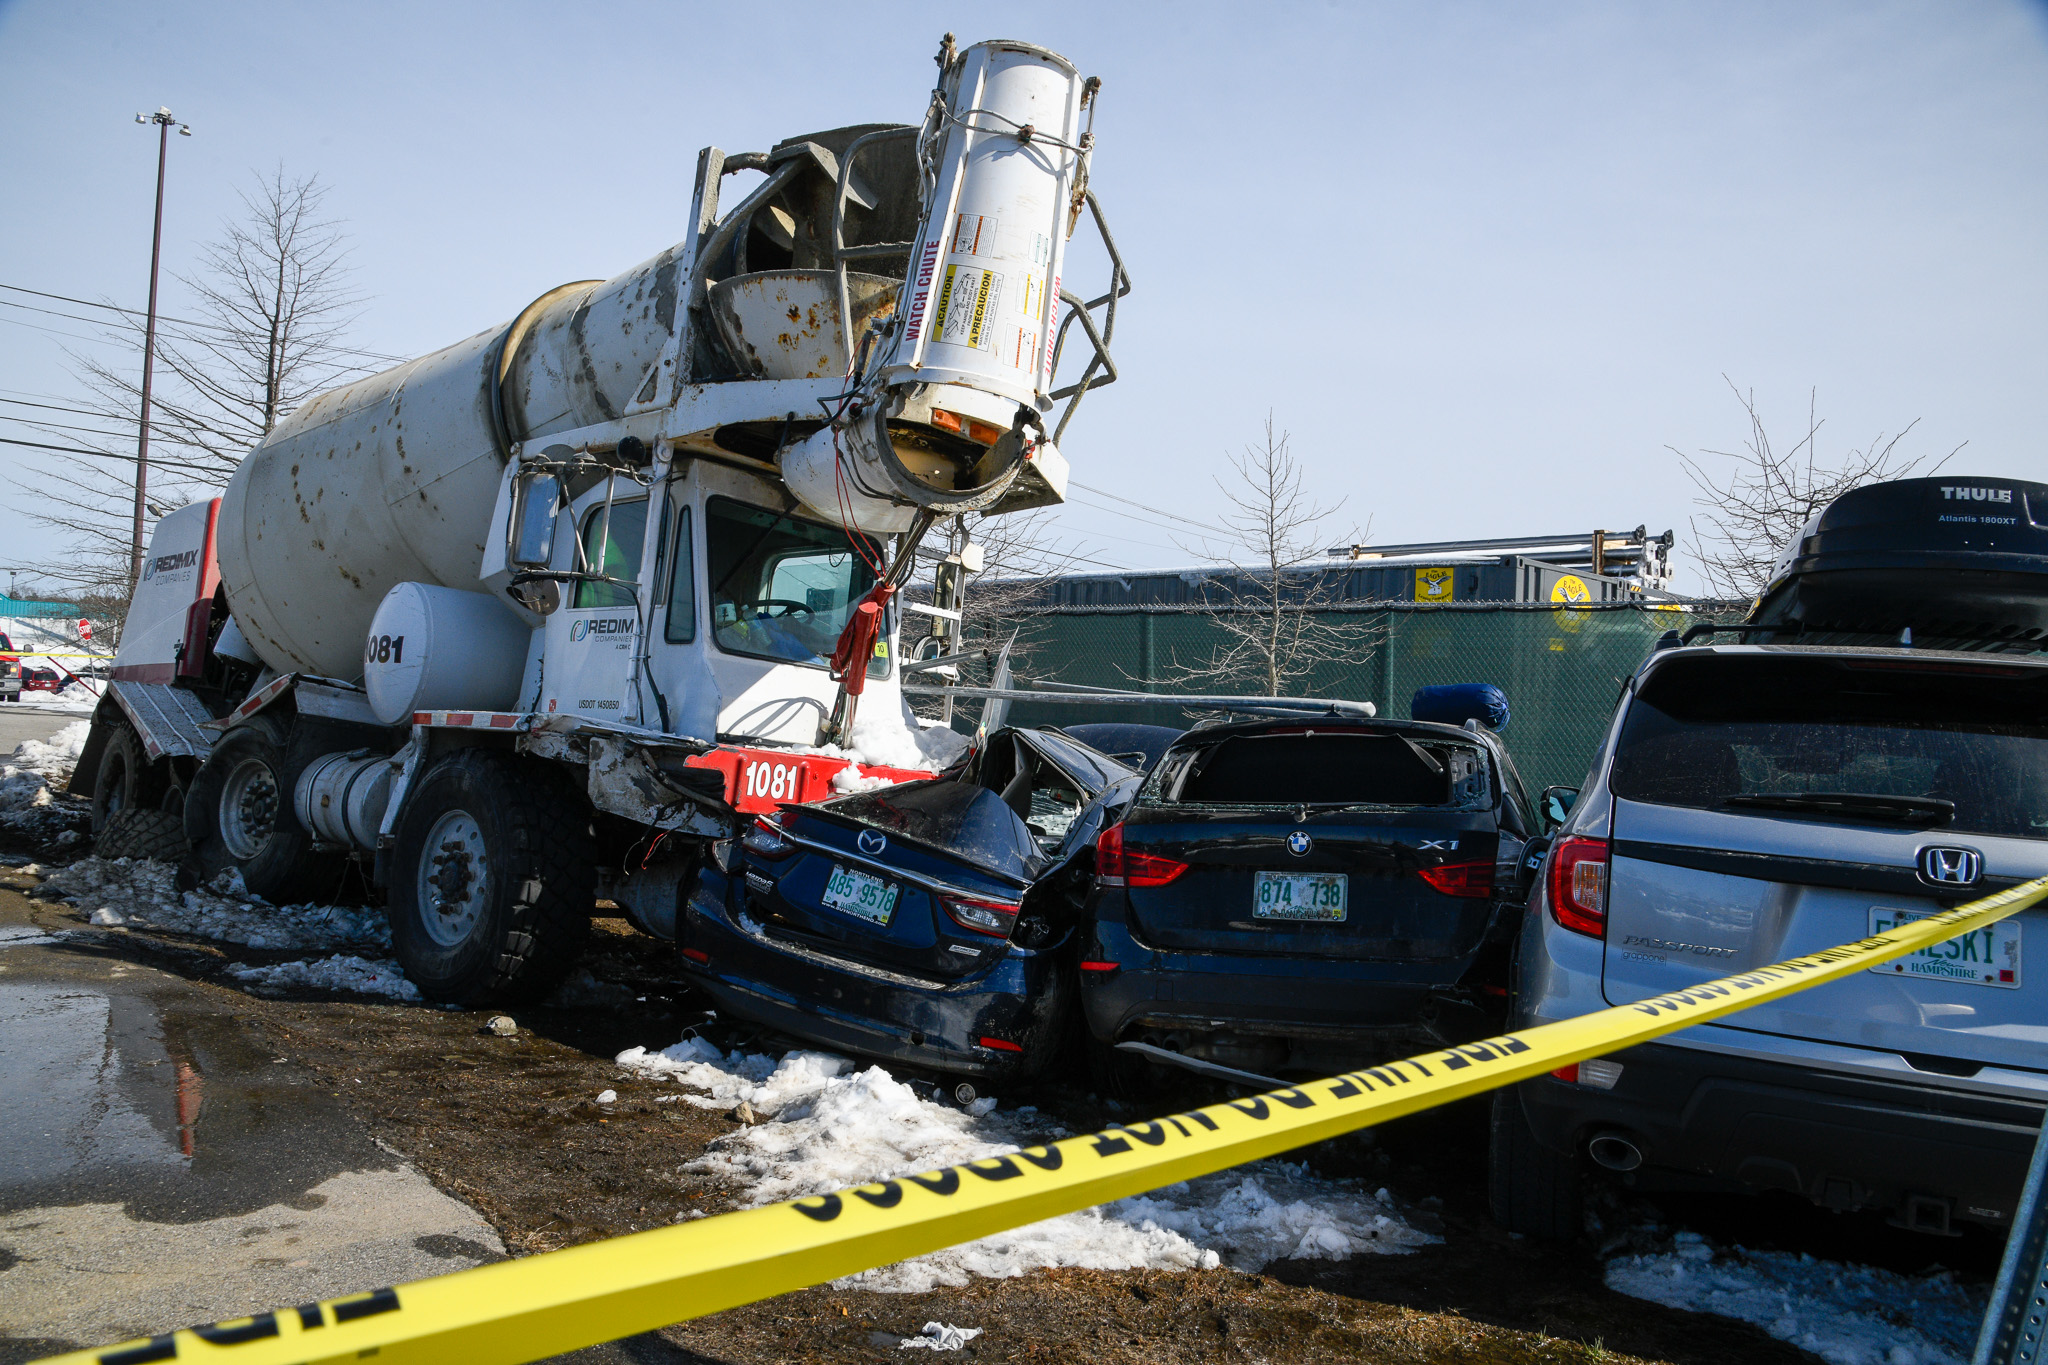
[1488,1085,1583,1241]
[387,748,594,1005]
[183,715,344,902]
[90,721,170,836]
[96,807,190,863]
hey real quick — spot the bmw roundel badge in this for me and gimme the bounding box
[1286,831,1313,857]
[857,829,887,856]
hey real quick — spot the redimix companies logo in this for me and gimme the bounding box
[1939,486,2013,504]
[569,617,636,643]
[141,548,200,583]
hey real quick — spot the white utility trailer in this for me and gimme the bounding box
[74,36,1129,1002]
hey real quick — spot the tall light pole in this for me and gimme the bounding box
[130,107,190,588]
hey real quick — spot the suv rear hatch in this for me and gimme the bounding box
[1118,724,1505,961]
[1600,651,2048,1067]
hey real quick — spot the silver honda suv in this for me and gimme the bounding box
[1492,642,2048,1240]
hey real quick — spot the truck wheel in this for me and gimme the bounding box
[90,722,169,835]
[1488,1086,1583,1241]
[96,808,190,863]
[387,748,594,1004]
[183,715,342,901]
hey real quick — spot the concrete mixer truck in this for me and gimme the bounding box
[71,34,1129,1004]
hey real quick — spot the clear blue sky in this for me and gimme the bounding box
[2,0,2043,592]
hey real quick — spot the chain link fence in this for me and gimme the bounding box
[947,601,1745,795]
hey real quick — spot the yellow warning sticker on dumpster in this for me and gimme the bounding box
[1414,567,1454,602]
[39,876,2048,1365]
[1550,574,1591,603]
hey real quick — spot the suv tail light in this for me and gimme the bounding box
[942,895,1020,938]
[740,813,797,861]
[1416,860,1495,898]
[1095,823,1188,888]
[1548,836,1609,937]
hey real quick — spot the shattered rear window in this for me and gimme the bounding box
[1143,731,1491,809]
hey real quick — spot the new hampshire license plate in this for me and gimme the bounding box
[1869,906,2022,989]
[1253,871,1348,921]
[821,864,899,926]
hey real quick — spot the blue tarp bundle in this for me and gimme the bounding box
[1411,683,1510,730]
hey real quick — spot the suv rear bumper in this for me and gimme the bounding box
[1520,1040,2045,1230]
[1078,921,1497,1069]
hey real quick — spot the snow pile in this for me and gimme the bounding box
[797,697,969,777]
[41,858,390,952]
[1607,1229,1983,1365]
[228,954,422,1001]
[0,720,89,825]
[617,1039,1433,1291]
[830,766,899,794]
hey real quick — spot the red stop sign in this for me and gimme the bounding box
[78,618,92,642]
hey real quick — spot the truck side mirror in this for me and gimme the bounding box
[509,472,561,569]
[1541,785,1579,830]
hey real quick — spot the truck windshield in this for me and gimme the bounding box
[1612,654,2048,840]
[705,498,886,675]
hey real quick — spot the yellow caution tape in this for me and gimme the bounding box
[39,874,2048,1365]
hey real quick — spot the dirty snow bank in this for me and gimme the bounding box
[229,954,422,1001]
[40,858,391,952]
[0,721,90,832]
[617,1039,1432,1291]
[1607,1229,1983,1365]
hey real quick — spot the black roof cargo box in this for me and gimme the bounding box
[1750,475,2048,644]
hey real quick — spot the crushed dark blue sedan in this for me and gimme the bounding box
[679,726,1154,1092]
[1076,709,1541,1087]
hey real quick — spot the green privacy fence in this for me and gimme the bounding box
[965,601,1745,797]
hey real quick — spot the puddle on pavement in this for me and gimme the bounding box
[0,946,401,1223]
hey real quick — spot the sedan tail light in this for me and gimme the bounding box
[1416,860,1495,898]
[1095,823,1188,888]
[942,895,1021,938]
[1547,836,1609,937]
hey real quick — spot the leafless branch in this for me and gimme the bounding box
[6,168,364,612]
[1677,377,1963,598]
[1152,414,1382,697]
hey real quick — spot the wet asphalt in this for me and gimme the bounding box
[0,883,505,1361]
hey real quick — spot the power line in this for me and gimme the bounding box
[1069,479,1235,538]
[0,434,222,476]
[0,280,411,366]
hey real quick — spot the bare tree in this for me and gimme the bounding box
[901,508,1087,721]
[1156,415,1381,697]
[1677,377,1963,598]
[11,169,364,600]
